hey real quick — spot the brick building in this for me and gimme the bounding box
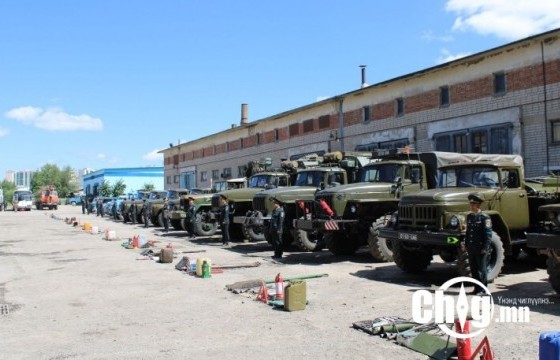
[161,28,560,190]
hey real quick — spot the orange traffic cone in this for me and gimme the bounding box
[256,281,268,304]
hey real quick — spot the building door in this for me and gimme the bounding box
[181,171,196,190]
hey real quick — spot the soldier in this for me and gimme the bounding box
[142,199,149,228]
[219,195,230,246]
[184,197,197,239]
[269,197,285,259]
[162,198,170,232]
[81,196,86,215]
[465,193,492,295]
[130,197,137,224]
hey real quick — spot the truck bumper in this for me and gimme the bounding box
[169,212,186,220]
[379,227,463,247]
[526,232,560,249]
[293,218,358,231]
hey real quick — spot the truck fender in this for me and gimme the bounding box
[486,212,512,255]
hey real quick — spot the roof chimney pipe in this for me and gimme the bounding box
[241,103,248,125]
[360,65,368,88]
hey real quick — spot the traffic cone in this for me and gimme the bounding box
[256,281,269,304]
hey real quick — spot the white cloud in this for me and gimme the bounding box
[0,127,8,137]
[422,30,454,43]
[446,0,560,40]
[5,106,103,131]
[143,149,163,162]
[96,153,106,160]
[437,48,472,64]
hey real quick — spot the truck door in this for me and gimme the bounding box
[496,168,529,230]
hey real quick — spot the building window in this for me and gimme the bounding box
[240,138,244,149]
[289,123,299,136]
[494,72,506,95]
[226,142,230,152]
[238,165,247,177]
[212,170,219,180]
[319,115,330,129]
[173,175,179,184]
[256,133,261,145]
[201,171,207,181]
[396,98,404,116]
[355,138,409,151]
[363,106,371,123]
[166,176,171,184]
[222,167,232,179]
[440,86,450,107]
[552,121,560,143]
[274,129,279,142]
[303,119,314,133]
[434,123,511,154]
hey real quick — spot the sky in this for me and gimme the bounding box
[1,0,560,177]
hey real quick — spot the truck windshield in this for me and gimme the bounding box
[166,190,181,199]
[295,171,325,187]
[19,194,32,201]
[249,175,276,188]
[361,163,401,183]
[439,166,500,188]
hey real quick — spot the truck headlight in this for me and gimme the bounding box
[448,215,459,229]
[390,212,398,225]
[349,205,357,213]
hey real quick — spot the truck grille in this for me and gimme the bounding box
[211,195,220,209]
[398,205,439,230]
[253,196,267,213]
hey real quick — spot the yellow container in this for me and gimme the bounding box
[284,280,306,311]
[196,257,211,277]
[83,222,92,231]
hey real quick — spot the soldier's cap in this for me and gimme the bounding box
[468,193,484,204]
[187,197,195,201]
[219,194,228,200]
[269,197,283,205]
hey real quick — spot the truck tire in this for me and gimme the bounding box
[325,231,360,256]
[194,213,218,236]
[295,229,324,252]
[170,219,183,231]
[547,251,560,294]
[367,216,393,261]
[242,223,265,242]
[393,241,433,273]
[157,212,165,228]
[123,212,130,223]
[456,231,504,283]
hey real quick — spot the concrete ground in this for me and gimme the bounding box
[1,206,559,360]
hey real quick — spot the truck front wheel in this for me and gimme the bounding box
[242,224,265,242]
[393,241,433,273]
[456,231,504,283]
[295,229,324,252]
[547,250,560,294]
[325,231,360,256]
[368,216,393,262]
[194,213,218,236]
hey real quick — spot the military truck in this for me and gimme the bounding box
[378,154,560,282]
[210,158,296,242]
[167,178,247,236]
[147,188,191,228]
[121,190,149,222]
[122,190,166,224]
[293,150,445,257]
[525,178,560,294]
[250,151,373,248]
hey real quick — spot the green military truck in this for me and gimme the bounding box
[210,159,296,242]
[147,189,192,228]
[526,178,560,294]
[167,178,247,236]
[121,190,150,223]
[122,190,166,224]
[250,151,373,249]
[378,154,560,282]
[293,151,446,257]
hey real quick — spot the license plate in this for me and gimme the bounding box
[399,233,418,241]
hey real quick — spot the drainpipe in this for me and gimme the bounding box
[337,97,345,151]
[541,41,550,174]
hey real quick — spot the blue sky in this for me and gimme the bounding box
[1,0,560,178]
